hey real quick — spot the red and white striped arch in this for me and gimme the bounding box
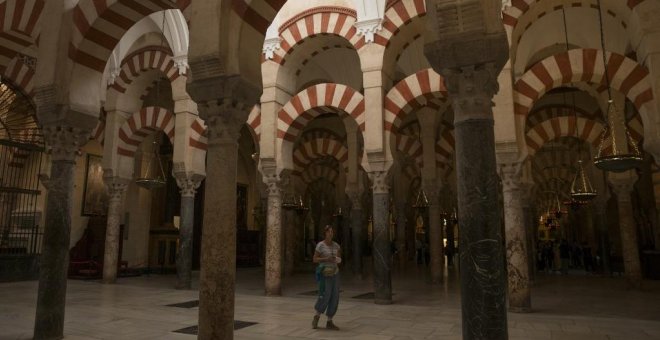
[293,137,349,173]
[525,116,603,156]
[270,7,363,65]
[514,49,654,127]
[435,129,455,165]
[0,0,44,73]
[526,105,600,131]
[277,83,365,143]
[117,106,175,157]
[70,0,189,72]
[189,117,207,151]
[109,47,183,93]
[246,104,261,143]
[502,0,644,30]
[395,134,423,168]
[233,0,285,35]
[384,68,448,132]
[374,0,426,47]
[2,57,34,96]
[301,163,339,184]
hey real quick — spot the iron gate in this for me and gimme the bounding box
[0,139,44,278]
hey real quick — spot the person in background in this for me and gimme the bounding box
[312,225,342,330]
[559,239,570,275]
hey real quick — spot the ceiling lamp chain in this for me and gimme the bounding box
[592,0,643,172]
[560,7,597,201]
[135,140,167,190]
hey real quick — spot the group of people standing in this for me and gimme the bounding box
[538,239,596,274]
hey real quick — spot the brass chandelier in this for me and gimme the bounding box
[592,0,642,172]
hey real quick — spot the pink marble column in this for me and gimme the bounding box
[499,162,531,312]
[264,171,283,296]
[102,176,129,284]
[610,172,643,289]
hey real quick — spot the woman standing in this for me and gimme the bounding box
[312,225,341,330]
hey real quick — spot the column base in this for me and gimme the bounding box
[374,299,392,305]
[101,278,116,285]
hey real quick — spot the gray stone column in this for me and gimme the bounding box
[499,162,531,312]
[609,171,643,289]
[34,125,90,340]
[263,171,283,295]
[196,102,249,340]
[174,174,203,289]
[370,171,392,304]
[593,198,611,275]
[284,207,295,277]
[425,183,444,284]
[348,191,363,277]
[395,201,407,265]
[426,29,510,338]
[102,176,129,284]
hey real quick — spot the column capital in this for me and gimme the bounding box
[608,171,638,202]
[368,171,389,194]
[42,124,91,162]
[438,64,502,123]
[499,161,523,194]
[263,168,288,197]
[173,172,205,197]
[198,101,249,145]
[103,175,130,201]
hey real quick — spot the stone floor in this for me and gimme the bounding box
[1,264,660,339]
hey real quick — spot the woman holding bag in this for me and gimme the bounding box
[312,225,342,330]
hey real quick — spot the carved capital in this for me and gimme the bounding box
[369,171,389,194]
[198,100,249,145]
[174,172,204,197]
[263,168,287,197]
[103,176,130,201]
[172,55,189,75]
[262,37,281,60]
[499,161,523,194]
[609,172,638,203]
[440,64,501,123]
[42,125,90,161]
[355,18,383,43]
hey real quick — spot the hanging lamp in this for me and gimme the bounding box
[136,140,167,190]
[412,188,429,209]
[558,7,598,201]
[592,0,642,172]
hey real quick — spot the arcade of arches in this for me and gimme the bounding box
[0,0,660,339]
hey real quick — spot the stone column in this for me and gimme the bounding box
[609,171,643,289]
[370,171,392,304]
[284,207,296,277]
[426,31,510,337]
[263,171,283,296]
[34,125,89,340]
[348,191,363,277]
[499,162,531,312]
[593,198,611,275]
[102,176,129,284]
[395,201,407,265]
[174,174,203,289]
[196,102,248,340]
[425,183,445,284]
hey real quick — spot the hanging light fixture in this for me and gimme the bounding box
[558,7,598,201]
[294,195,309,214]
[281,192,297,210]
[412,188,429,210]
[136,140,167,190]
[592,0,643,172]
